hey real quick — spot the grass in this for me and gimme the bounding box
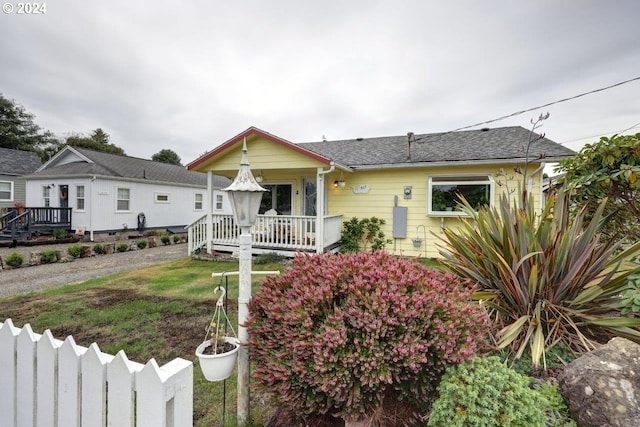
[0,257,284,427]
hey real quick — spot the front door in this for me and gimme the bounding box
[60,185,69,223]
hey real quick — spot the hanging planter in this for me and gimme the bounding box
[412,237,423,248]
[195,286,240,382]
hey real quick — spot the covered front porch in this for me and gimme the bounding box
[185,127,352,257]
[187,213,342,256]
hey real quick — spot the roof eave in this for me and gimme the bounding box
[350,156,571,170]
[187,126,333,171]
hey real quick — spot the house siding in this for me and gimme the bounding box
[325,163,543,258]
[0,174,25,209]
[210,136,327,172]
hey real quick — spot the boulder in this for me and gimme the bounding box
[29,252,40,266]
[558,337,640,427]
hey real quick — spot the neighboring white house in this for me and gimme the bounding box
[23,146,232,239]
[0,147,42,210]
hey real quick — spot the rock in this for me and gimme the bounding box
[148,236,157,248]
[80,245,92,258]
[105,243,115,254]
[558,337,640,427]
[29,252,40,266]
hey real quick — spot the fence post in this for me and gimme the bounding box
[0,319,19,427]
[57,336,83,427]
[81,343,107,427]
[17,324,37,427]
[37,330,60,427]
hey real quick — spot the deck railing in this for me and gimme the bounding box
[0,207,72,240]
[187,213,342,255]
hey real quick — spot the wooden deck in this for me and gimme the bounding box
[0,207,72,240]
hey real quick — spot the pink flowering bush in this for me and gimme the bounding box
[247,251,491,423]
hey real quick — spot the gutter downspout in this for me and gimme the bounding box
[206,171,213,255]
[90,175,96,241]
[316,162,335,254]
[528,162,545,211]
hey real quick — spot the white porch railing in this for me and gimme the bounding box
[0,319,193,427]
[187,214,342,255]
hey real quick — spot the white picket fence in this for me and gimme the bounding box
[0,319,193,427]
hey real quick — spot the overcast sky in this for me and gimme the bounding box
[2,1,639,167]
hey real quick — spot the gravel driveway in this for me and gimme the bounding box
[0,242,188,298]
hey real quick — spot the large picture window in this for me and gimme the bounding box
[427,175,493,216]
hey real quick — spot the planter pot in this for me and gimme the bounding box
[195,337,240,382]
[412,239,422,248]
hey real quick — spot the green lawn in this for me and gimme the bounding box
[0,257,284,427]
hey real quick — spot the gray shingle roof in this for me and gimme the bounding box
[0,147,42,175]
[27,147,231,188]
[299,126,575,168]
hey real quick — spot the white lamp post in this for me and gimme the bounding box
[222,137,266,426]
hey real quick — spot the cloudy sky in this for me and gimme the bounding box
[2,1,639,166]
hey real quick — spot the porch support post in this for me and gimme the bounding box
[206,171,213,255]
[316,163,335,254]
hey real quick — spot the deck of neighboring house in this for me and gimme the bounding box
[0,207,72,241]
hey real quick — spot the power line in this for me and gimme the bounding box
[559,121,640,145]
[436,76,640,138]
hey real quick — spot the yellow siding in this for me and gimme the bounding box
[203,135,327,173]
[327,164,544,258]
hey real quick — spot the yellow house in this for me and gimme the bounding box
[186,126,574,258]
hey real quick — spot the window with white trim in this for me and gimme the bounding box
[427,175,494,216]
[155,192,170,203]
[76,185,85,210]
[0,181,12,201]
[215,194,223,210]
[194,193,203,210]
[42,186,51,207]
[117,187,130,211]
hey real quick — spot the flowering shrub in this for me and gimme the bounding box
[247,251,491,423]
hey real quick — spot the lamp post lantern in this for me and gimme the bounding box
[222,137,266,426]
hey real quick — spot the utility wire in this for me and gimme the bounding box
[559,121,640,145]
[424,76,640,140]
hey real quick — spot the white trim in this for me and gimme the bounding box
[0,180,13,201]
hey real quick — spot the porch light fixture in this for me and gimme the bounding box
[333,171,346,188]
[255,171,264,183]
[222,136,266,426]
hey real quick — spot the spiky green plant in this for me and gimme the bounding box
[439,188,640,368]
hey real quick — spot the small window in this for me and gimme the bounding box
[215,194,223,210]
[194,193,203,210]
[117,187,130,211]
[0,181,12,201]
[427,175,494,216]
[42,186,51,207]
[76,185,85,210]
[155,193,170,203]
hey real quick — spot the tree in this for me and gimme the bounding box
[151,148,182,166]
[557,133,640,242]
[65,128,125,155]
[0,92,56,153]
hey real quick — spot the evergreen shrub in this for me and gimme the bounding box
[247,251,491,422]
[137,240,148,249]
[67,245,82,258]
[427,356,546,427]
[5,252,24,268]
[116,243,129,253]
[93,243,106,254]
[40,249,57,264]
